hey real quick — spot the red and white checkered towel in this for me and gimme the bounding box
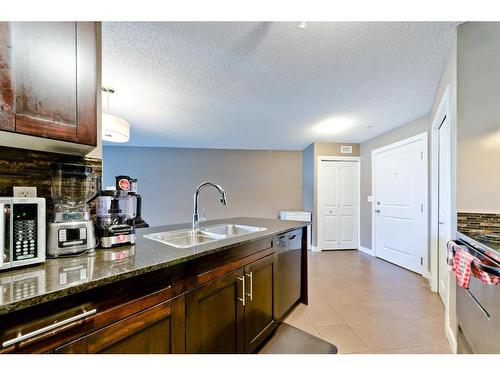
[448,242,476,288]
[473,262,500,286]
[447,241,500,288]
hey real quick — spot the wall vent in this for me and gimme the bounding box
[340,145,353,154]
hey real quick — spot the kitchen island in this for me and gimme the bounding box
[0,217,308,354]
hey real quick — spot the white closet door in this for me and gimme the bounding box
[319,160,359,250]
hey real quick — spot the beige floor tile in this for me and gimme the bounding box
[277,251,451,354]
[383,320,449,348]
[315,324,369,354]
[409,345,453,354]
[304,303,345,325]
[411,317,446,335]
[372,347,415,354]
[331,303,373,324]
[347,322,405,350]
[387,300,445,319]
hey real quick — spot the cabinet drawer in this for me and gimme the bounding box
[56,301,173,354]
[0,281,172,353]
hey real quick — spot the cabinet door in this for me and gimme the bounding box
[185,269,245,353]
[244,253,278,353]
[0,22,97,145]
[55,300,175,354]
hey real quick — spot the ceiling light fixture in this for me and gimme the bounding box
[102,87,130,143]
[298,22,307,29]
[313,116,357,136]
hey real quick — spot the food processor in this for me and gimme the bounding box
[95,175,142,248]
[46,163,100,257]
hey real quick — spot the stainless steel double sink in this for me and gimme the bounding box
[143,224,267,248]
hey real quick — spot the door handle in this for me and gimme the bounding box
[237,276,245,306]
[246,272,253,301]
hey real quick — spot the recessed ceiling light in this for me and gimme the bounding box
[313,116,357,135]
[298,22,307,29]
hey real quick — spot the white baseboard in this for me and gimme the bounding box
[422,270,432,281]
[358,246,375,256]
[446,322,458,354]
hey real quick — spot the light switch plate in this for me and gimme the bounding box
[367,195,373,202]
[13,186,37,198]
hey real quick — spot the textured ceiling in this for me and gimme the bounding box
[102,22,458,150]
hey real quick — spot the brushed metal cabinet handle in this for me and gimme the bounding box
[246,272,253,301]
[2,308,97,348]
[0,203,4,268]
[237,276,245,306]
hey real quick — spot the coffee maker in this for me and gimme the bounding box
[95,176,145,248]
[47,163,100,257]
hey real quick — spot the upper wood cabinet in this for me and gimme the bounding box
[0,22,97,146]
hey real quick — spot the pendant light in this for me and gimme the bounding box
[102,87,130,143]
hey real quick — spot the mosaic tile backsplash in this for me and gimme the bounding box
[0,146,102,223]
[457,212,500,234]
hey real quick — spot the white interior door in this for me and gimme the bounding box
[373,134,427,274]
[319,160,359,250]
[438,115,451,304]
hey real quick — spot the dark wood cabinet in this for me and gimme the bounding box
[186,269,245,353]
[0,22,97,146]
[244,253,277,352]
[55,300,174,354]
[185,253,277,354]
[0,228,307,354]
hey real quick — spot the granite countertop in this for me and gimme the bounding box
[0,217,309,316]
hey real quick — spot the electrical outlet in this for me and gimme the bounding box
[13,186,37,198]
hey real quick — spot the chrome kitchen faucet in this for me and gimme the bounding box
[192,182,227,230]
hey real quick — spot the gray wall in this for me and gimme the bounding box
[359,115,430,249]
[457,22,500,213]
[302,143,314,214]
[103,146,303,226]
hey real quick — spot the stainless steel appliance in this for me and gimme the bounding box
[95,176,140,248]
[455,232,500,353]
[47,163,100,257]
[275,229,302,318]
[0,197,46,270]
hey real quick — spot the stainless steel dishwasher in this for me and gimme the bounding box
[456,233,500,353]
[275,229,302,319]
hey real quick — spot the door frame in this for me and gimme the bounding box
[316,155,360,252]
[430,85,455,292]
[371,132,428,274]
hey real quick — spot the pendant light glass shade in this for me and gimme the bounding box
[102,113,130,143]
